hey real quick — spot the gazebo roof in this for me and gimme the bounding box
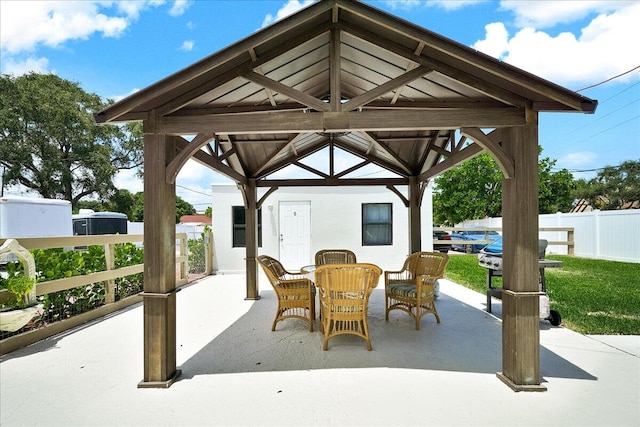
[95,0,596,186]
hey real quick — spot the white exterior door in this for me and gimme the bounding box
[279,201,311,270]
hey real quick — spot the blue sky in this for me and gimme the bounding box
[1,0,639,210]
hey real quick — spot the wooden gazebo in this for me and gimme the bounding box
[95,0,597,391]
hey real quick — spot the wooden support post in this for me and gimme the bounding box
[104,243,115,304]
[408,177,422,254]
[138,132,180,388]
[498,122,546,391]
[244,179,260,300]
[204,231,213,276]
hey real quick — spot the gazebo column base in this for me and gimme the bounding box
[138,369,182,389]
[497,372,547,392]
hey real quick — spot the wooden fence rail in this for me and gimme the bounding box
[0,233,189,355]
[433,227,575,255]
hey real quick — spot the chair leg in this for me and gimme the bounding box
[362,320,372,351]
[385,293,390,321]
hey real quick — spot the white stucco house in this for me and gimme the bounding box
[211,183,436,274]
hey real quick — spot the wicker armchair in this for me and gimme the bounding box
[257,255,316,332]
[314,263,382,350]
[385,252,449,330]
[315,249,357,265]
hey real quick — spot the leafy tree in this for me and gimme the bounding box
[76,189,137,218]
[176,196,197,221]
[204,206,212,218]
[538,157,576,213]
[433,150,576,225]
[573,160,640,210]
[0,73,142,210]
[129,192,195,223]
[433,153,502,226]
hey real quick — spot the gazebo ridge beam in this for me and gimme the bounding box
[156,108,526,134]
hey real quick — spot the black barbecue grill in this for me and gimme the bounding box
[478,239,563,326]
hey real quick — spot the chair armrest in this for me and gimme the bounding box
[385,269,411,284]
[415,274,439,295]
[276,276,315,291]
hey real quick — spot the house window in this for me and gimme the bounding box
[362,203,392,246]
[232,206,262,247]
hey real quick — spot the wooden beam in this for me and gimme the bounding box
[332,138,410,177]
[361,132,412,174]
[341,65,431,111]
[330,27,341,112]
[461,127,514,179]
[243,71,331,112]
[254,133,307,176]
[174,138,247,184]
[408,176,422,253]
[391,42,424,104]
[418,142,483,181]
[166,133,215,184]
[256,177,408,187]
[156,108,526,134]
[240,180,260,300]
[386,184,408,207]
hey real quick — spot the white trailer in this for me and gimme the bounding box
[0,196,73,239]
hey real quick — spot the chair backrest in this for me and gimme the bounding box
[315,249,357,266]
[257,255,286,284]
[315,263,382,300]
[402,252,449,279]
[538,239,548,260]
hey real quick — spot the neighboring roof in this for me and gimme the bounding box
[180,215,212,225]
[95,0,597,187]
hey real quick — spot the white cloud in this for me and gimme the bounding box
[1,56,51,76]
[113,168,144,194]
[472,22,509,58]
[0,0,189,77]
[180,40,194,51]
[0,1,131,54]
[169,0,193,17]
[499,0,630,29]
[383,1,482,11]
[262,0,315,28]
[558,151,598,169]
[472,2,640,86]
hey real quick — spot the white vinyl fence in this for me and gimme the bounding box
[461,210,640,263]
[128,222,208,241]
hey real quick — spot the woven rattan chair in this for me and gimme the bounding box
[385,251,449,330]
[257,255,316,332]
[315,249,357,265]
[314,263,382,351]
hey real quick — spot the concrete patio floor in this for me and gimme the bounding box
[1,273,639,426]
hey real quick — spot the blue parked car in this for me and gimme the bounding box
[450,229,501,254]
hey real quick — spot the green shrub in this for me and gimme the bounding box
[113,243,144,299]
[188,238,206,273]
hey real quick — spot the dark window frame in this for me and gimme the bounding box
[361,202,393,246]
[232,206,263,248]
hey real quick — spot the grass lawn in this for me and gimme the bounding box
[444,254,640,335]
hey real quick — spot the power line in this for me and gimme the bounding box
[576,65,640,92]
[176,184,212,197]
